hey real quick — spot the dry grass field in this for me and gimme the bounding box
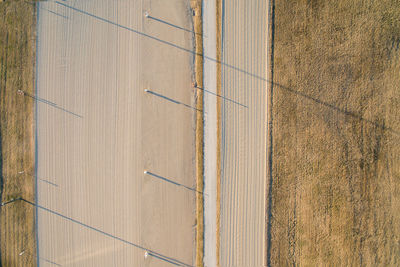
[269,0,400,266]
[0,1,36,267]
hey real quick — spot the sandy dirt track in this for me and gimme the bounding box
[219,0,268,266]
[36,1,196,266]
[202,0,217,266]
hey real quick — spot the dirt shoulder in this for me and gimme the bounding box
[269,0,400,265]
[190,0,205,266]
[0,1,36,266]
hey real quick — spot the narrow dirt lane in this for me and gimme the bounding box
[202,0,217,266]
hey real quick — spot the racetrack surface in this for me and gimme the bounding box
[36,1,196,266]
[219,0,268,266]
[202,0,217,266]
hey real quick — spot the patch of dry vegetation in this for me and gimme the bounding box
[0,1,36,266]
[190,0,204,266]
[269,0,400,266]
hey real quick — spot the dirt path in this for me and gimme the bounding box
[202,0,217,266]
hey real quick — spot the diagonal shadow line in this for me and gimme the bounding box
[145,171,206,195]
[147,252,183,266]
[53,1,400,136]
[273,81,400,136]
[195,86,247,108]
[39,178,58,187]
[20,250,61,267]
[22,91,83,118]
[1,197,23,207]
[40,6,69,19]
[54,1,265,83]
[145,90,180,104]
[40,257,62,266]
[144,90,203,112]
[147,15,203,37]
[20,199,194,267]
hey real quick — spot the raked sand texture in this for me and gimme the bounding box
[220,0,268,266]
[202,0,217,266]
[36,1,196,266]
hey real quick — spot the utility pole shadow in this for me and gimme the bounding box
[51,1,399,138]
[19,249,61,266]
[272,81,400,136]
[40,257,62,266]
[144,171,205,195]
[194,85,247,108]
[18,90,83,118]
[146,14,203,37]
[39,178,58,187]
[20,199,194,267]
[144,89,203,113]
[40,6,69,20]
[146,251,184,266]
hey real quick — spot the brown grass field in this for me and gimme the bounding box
[0,1,36,267]
[268,0,400,266]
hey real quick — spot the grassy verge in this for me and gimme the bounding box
[269,0,400,265]
[0,1,36,266]
[190,0,204,266]
[215,0,221,266]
